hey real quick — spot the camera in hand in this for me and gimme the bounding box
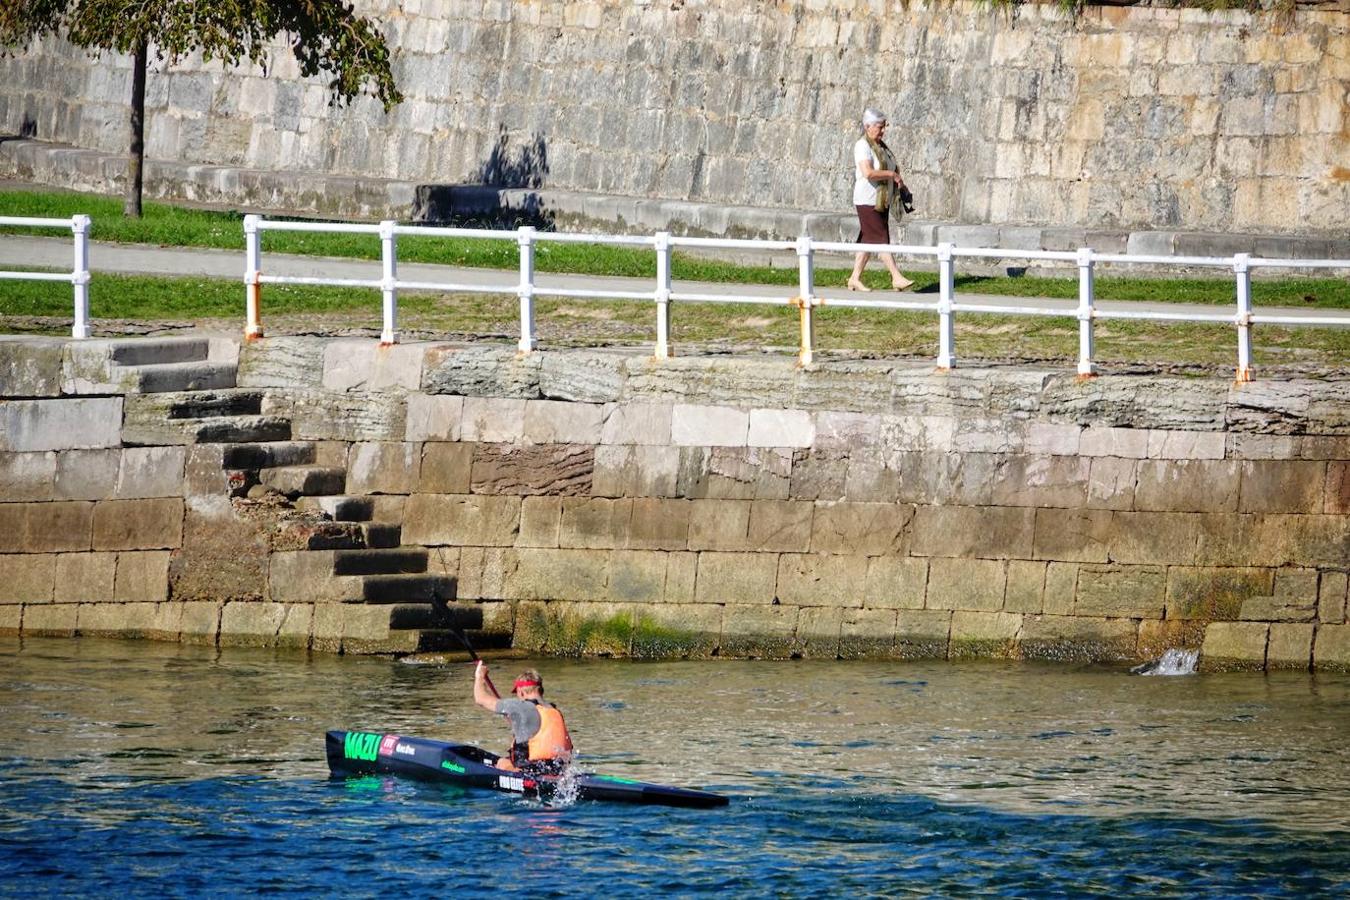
[898,186,915,214]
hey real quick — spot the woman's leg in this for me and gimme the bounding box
[880,253,914,290]
[848,252,872,290]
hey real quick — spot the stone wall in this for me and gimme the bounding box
[2,333,1347,671]
[0,1,1345,237]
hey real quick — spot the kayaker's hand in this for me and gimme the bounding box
[475,661,488,682]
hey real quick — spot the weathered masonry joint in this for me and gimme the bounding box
[1,334,1347,672]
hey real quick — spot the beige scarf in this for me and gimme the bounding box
[866,137,896,213]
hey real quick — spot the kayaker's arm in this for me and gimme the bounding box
[473,661,502,712]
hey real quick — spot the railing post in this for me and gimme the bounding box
[936,241,956,370]
[1234,253,1253,383]
[243,214,264,340]
[796,235,815,367]
[653,231,672,359]
[379,219,398,345]
[70,214,91,339]
[517,226,536,353]
[1076,247,1096,377]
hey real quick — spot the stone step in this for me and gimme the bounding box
[165,390,265,419]
[274,519,371,551]
[221,441,317,470]
[332,548,428,576]
[259,465,346,498]
[358,574,456,604]
[123,414,292,446]
[297,495,375,522]
[361,523,403,548]
[115,361,238,393]
[385,602,482,631]
[109,337,212,367]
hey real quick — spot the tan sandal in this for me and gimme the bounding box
[891,276,915,291]
[847,278,871,292]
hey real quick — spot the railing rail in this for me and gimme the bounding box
[0,215,91,338]
[238,214,1350,381]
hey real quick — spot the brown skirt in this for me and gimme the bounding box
[855,205,890,244]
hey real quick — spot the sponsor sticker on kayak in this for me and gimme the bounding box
[378,735,402,757]
[342,731,381,762]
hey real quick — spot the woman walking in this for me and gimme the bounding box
[847,108,914,292]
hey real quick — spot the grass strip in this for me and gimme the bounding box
[1,188,1346,309]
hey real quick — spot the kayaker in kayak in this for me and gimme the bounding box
[473,661,574,774]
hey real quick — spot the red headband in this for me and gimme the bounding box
[513,678,540,691]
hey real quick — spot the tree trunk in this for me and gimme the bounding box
[124,39,148,219]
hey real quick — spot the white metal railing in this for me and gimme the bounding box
[0,215,92,338]
[240,214,1349,381]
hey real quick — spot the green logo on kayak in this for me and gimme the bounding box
[593,775,640,785]
[344,731,381,762]
[440,761,466,774]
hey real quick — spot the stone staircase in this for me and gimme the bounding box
[108,337,496,655]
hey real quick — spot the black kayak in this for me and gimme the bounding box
[325,730,729,809]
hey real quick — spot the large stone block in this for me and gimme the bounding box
[629,603,721,659]
[840,607,899,659]
[1133,459,1240,512]
[219,600,292,648]
[682,446,792,500]
[688,499,751,551]
[0,338,64,398]
[1199,621,1268,672]
[170,497,267,604]
[559,497,631,549]
[1327,462,1350,515]
[863,557,928,610]
[775,553,868,608]
[347,441,420,495]
[76,601,160,637]
[54,552,116,602]
[949,611,1022,659]
[1267,623,1313,670]
[116,447,187,499]
[745,500,813,553]
[92,498,184,551]
[811,502,914,555]
[1239,461,1327,514]
[506,548,608,601]
[1085,457,1136,511]
[788,449,846,501]
[1020,615,1139,662]
[747,408,814,448]
[671,403,749,447]
[114,551,171,603]
[1319,571,1348,625]
[1239,569,1318,622]
[0,398,122,451]
[179,601,222,644]
[1165,566,1272,621]
[538,352,628,403]
[470,444,594,496]
[991,456,1090,509]
[694,551,777,604]
[458,397,527,443]
[600,403,672,445]
[721,604,799,659]
[0,603,20,635]
[1079,426,1149,458]
[419,442,473,493]
[1044,562,1079,616]
[0,452,56,501]
[22,603,78,636]
[517,496,561,548]
[402,494,521,546]
[273,389,406,441]
[53,449,120,501]
[926,557,1006,612]
[322,339,423,392]
[591,444,679,497]
[0,554,55,603]
[1110,511,1201,566]
[405,393,463,442]
[267,550,360,603]
[422,346,542,398]
[1032,507,1113,563]
[911,505,1034,559]
[236,336,325,389]
[25,501,94,552]
[1314,624,1350,673]
[895,609,952,659]
[1137,619,1206,660]
[1075,565,1166,618]
[606,550,669,604]
[797,606,843,658]
[895,452,998,506]
[523,400,604,445]
[1146,430,1225,460]
[626,498,691,551]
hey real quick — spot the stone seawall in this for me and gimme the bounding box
[2,334,1348,670]
[0,1,1345,238]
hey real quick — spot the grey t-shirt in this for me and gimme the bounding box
[495,698,551,744]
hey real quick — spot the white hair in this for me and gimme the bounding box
[862,108,886,127]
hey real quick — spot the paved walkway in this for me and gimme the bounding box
[0,235,1343,324]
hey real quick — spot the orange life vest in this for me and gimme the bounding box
[526,703,574,762]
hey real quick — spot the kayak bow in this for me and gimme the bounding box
[325,730,729,809]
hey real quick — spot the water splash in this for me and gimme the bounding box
[1132,649,1200,677]
[546,763,581,807]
